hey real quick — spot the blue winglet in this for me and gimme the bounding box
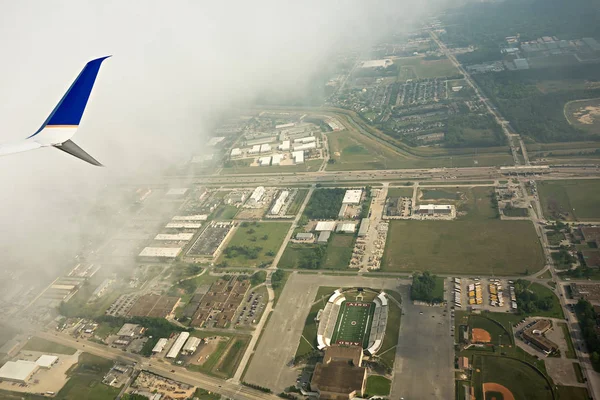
[29,56,111,137]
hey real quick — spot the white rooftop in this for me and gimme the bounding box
[315,221,337,232]
[342,189,362,204]
[154,233,194,241]
[0,360,38,382]
[139,247,182,258]
[165,222,202,229]
[417,204,452,211]
[166,188,188,196]
[172,215,208,221]
[35,355,58,368]
[360,59,392,68]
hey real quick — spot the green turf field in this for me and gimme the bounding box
[538,179,600,221]
[331,301,375,348]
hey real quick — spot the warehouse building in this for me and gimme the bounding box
[342,190,362,205]
[358,218,370,237]
[248,145,261,154]
[182,337,202,354]
[260,144,271,153]
[337,223,357,233]
[279,140,290,151]
[248,186,266,207]
[259,156,272,166]
[172,215,208,221]
[296,233,314,241]
[165,222,202,229]
[315,221,337,232]
[167,332,190,359]
[35,355,58,368]
[0,360,39,383]
[230,148,242,157]
[166,188,188,196]
[154,233,194,241]
[415,204,452,215]
[152,338,168,353]
[270,191,289,215]
[271,154,283,165]
[318,231,331,243]
[293,142,316,152]
[117,323,145,338]
[138,247,182,258]
[293,136,316,144]
[292,150,304,164]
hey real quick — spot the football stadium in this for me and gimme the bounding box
[317,289,388,354]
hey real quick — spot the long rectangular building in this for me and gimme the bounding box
[166,332,190,358]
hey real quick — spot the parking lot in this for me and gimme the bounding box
[453,277,517,312]
[233,286,267,327]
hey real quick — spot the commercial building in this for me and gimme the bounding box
[415,204,452,215]
[279,140,290,151]
[337,223,357,233]
[522,319,558,354]
[360,59,392,69]
[292,150,304,164]
[358,218,370,237]
[270,191,289,215]
[166,332,190,359]
[248,186,266,207]
[342,190,362,205]
[117,323,145,338]
[182,337,202,354]
[315,221,337,231]
[35,355,58,368]
[293,136,316,144]
[260,144,271,153]
[230,148,242,157]
[0,360,39,383]
[311,345,367,400]
[165,222,202,229]
[138,247,182,258]
[296,233,314,241]
[248,145,261,154]
[293,142,316,152]
[152,338,168,353]
[172,215,208,221]
[154,233,194,241]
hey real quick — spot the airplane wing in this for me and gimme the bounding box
[0,56,110,166]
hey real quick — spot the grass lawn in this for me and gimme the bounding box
[55,353,119,400]
[365,375,391,396]
[383,220,544,275]
[0,323,18,347]
[218,222,291,267]
[387,187,414,198]
[187,332,250,378]
[94,323,119,339]
[323,234,354,270]
[217,338,250,378]
[573,362,585,383]
[557,385,590,400]
[473,355,553,400]
[377,301,401,367]
[331,301,374,347]
[23,337,76,355]
[538,179,600,221]
[0,390,46,400]
[287,189,309,215]
[194,388,222,400]
[559,322,577,359]
[212,204,239,220]
[271,270,290,307]
[525,282,565,319]
[279,243,324,269]
[295,300,323,359]
[395,56,459,79]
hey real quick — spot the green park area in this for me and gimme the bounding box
[383,219,544,275]
[280,233,354,270]
[538,179,600,221]
[395,56,460,80]
[217,222,290,267]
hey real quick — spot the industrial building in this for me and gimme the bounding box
[315,221,337,231]
[0,360,39,383]
[182,337,202,354]
[154,233,194,241]
[248,145,261,154]
[260,144,271,153]
[279,140,290,151]
[230,148,242,157]
[166,188,188,196]
[276,122,295,129]
[117,323,145,338]
[171,215,208,221]
[360,59,392,68]
[271,154,282,165]
[138,247,182,258]
[270,191,289,215]
[292,150,304,164]
[342,189,362,205]
[293,136,316,144]
[248,186,265,206]
[35,355,58,368]
[258,156,271,166]
[293,141,316,151]
[358,218,370,237]
[337,223,357,233]
[165,222,202,229]
[318,231,331,243]
[296,233,314,241]
[166,332,190,359]
[152,338,168,353]
[310,345,367,400]
[415,204,452,215]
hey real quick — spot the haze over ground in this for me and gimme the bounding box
[0,1,431,283]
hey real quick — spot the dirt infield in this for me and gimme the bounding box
[472,328,492,343]
[484,382,515,400]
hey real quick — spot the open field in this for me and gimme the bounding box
[0,323,18,347]
[387,187,413,198]
[212,204,239,220]
[187,331,251,379]
[394,56,460,79]
[524,282,564,319]
[217,222,291,267]
[473,355,553,400]
[55,353,120,400]
[538,179,600,221]
[565,97,600,135]
[557,386,590,400]
[331,301,374,347]
[365,375,391,396]
[323,234,354,270]
[383,220,544,275]
[286,189,309,215]
[23,337,77,355]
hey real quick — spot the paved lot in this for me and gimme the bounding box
[391,285,454,400]
[243,273,403,392]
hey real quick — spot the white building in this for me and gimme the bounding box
[138,247,182,258]
[271,154,283,165]
[342,189,362,205]
[259,156,271,166]
[260,144,271,153]
[360,59,392,68]
[165,222,202,229]
[270,191,289,215]
[248,186,266,206]
[248,145,261,154]
[337,223,357,233]
[276,122,295,129]
[230,148,242,157]
[293,142,316,151]
[293,136,316,144]
[292,150,304,164]
[279,140,290,151]
[0,360,39,383]
[167,332,190,358]
[315,221,337,231]
[117,323,143,337]
[152,338,168,353]
[166,188,188,196]
[171,215,208,221]
[35,355,58,368]
[415,204,452,215]
[182,337,202,354]
[154,233,194,241]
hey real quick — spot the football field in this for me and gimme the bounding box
[332,301,375,348]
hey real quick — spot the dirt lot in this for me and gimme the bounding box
[188,336,228,366]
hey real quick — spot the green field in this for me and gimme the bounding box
[387,187,414,198]
[565,97,600,135]
[218,222,291,267]
[365,375,391,396]
[395,56,460,79]
[0,323,18,348]
[524,282,565,319]
[55,353,120,400]
[538,179,600,221]
[212,205,239,220]
[469,315,513,345]
[383,219,544,275]
[473,355,553,400]
[557,386,590,400]
[279,233,353,270]
[23,337,77,355]
[331,301,374,348]
[287,189,309,215]
[187,331,250,378]
[323,234,354,270]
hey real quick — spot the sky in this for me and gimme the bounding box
[0,0,433,284]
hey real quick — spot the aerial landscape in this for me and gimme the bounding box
[1,0,600,399]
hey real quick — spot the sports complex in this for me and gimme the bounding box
[317,289,388,354]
